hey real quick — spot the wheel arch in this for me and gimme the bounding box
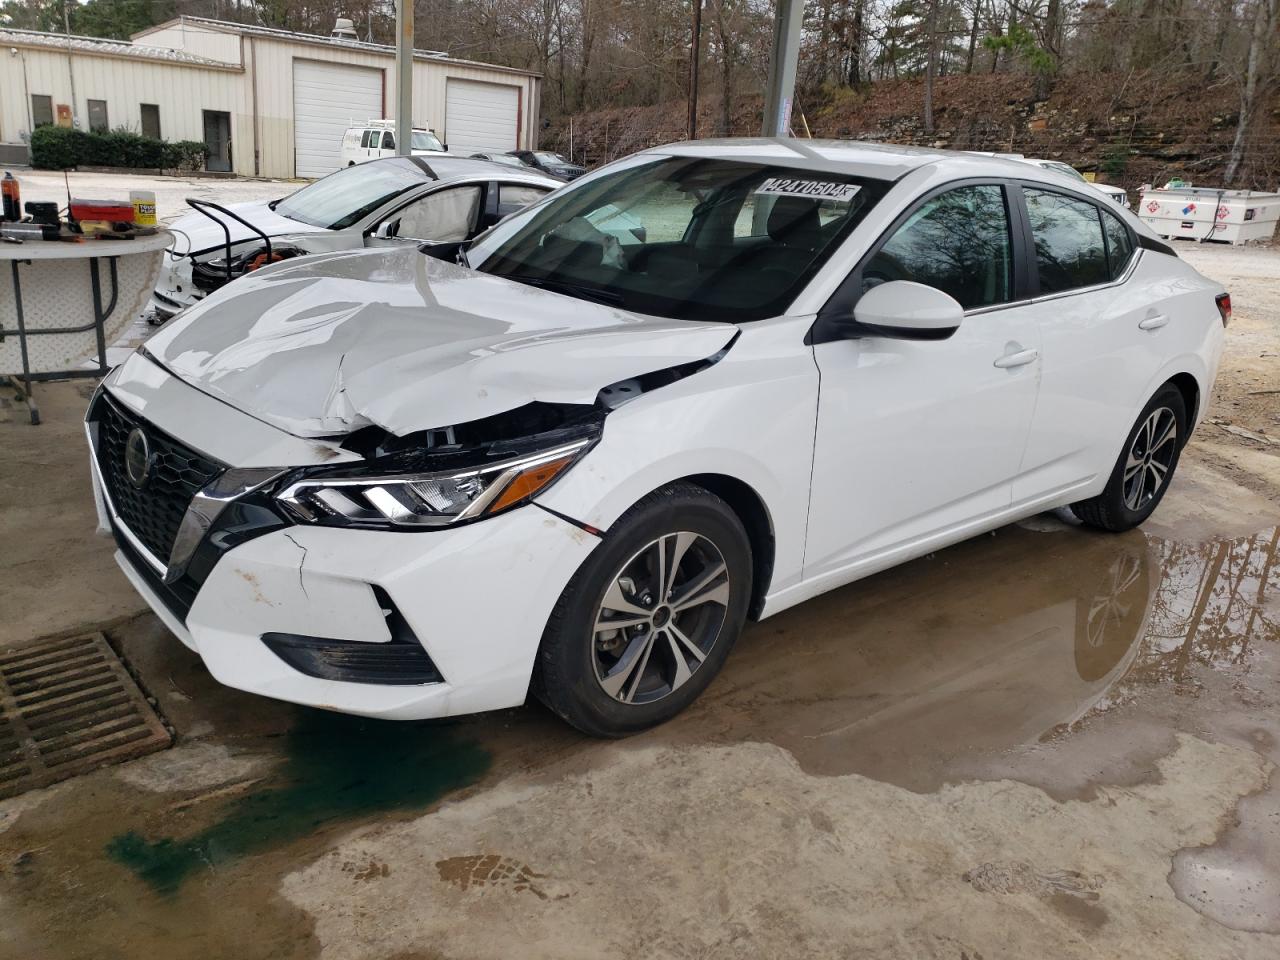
[679,473,775,620]
[1166,372,1200,442]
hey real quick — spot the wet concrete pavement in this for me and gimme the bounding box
[1,242,1278,958]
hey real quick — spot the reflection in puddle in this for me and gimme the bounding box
[697,526,1279,791]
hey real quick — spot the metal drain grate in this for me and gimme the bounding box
[0,632,172,799]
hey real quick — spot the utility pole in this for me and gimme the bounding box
[62,0,79,128]
[688,0,703,140]
[395,0,413,155]
[761,0,803,136]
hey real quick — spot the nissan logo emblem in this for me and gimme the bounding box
[125,427,153,489]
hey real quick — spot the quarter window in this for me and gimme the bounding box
[1101,209,1135,279]
[862,184,1012,309]
[1024,189,1109,293]
[497,184,548,217]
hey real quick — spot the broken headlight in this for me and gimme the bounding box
[275,438,593,529]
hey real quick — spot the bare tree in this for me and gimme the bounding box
[1225,0,1279,184]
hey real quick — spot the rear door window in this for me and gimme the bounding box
[1024,189,1109,293]
[861,184,1013,309]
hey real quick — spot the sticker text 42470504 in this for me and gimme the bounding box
[755,178,862,202]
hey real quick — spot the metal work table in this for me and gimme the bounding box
[0,231,170,424]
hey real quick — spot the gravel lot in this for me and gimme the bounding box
[16,169,297,224]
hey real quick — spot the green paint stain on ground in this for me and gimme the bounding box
[107,712,491,895]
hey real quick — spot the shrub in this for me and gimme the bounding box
[1100,145,1130,179]
[163,141,209,171]
[29,125,85,169]
[30,125,208,172]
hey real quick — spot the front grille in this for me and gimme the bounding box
[94,395,224,566]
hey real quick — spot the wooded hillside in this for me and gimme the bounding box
[543,69,1280,190]
[3,0,1276,187]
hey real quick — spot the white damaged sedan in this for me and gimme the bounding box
[88,139,1227,736]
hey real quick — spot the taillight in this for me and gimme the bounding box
[1215,292,1232,327]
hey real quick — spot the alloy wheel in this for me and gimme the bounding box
[1122,406,1178,511]
[592,532,731,705]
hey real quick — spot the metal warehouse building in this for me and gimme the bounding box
[0,16,542,179]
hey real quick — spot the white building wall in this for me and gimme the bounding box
[243,37,539,178]
[133,23,243,65]
[0,47,242,151]
[0,25,539,180]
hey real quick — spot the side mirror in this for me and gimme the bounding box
[846,280,963,341]
[373,220,399,240]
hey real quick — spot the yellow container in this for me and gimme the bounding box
[130,190,157,226]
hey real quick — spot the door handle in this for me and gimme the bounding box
[993,347,1039,369]
[1138,314,1169,330]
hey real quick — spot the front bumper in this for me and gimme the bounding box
[104,481,598,719]
[150,254,200,319]
[88,362,601,720]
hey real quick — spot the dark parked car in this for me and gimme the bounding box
[508,150,586,181]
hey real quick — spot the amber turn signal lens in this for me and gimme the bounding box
[487,454,579,513]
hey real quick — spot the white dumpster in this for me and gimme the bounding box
[1138,186,1280,244]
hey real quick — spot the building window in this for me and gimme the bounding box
[140,103,161,140]
[87,99,109,133]
[31,95,54,128]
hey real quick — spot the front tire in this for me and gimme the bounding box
[1070,384,1187,532]
[532,482,752,737]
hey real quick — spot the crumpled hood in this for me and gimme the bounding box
[145,246,737,438]
[169,199,329,257]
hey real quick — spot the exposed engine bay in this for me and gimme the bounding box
[190,244,308,294]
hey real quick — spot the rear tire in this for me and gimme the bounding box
[1070,384,1186,532]
[532,482,752,738]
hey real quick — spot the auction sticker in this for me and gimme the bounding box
[756,178,861,202]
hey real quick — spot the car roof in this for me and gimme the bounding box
[643,137,1067,183]
[368,154,556,185]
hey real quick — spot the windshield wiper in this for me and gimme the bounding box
[509,275,624,306]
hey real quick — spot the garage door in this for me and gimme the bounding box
[445,79,519,155]
[293,60,382,178]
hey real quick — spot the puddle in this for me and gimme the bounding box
[106,712,490,895]
[2,522,1276,958]
[681,526,1280,796]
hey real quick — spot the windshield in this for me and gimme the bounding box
[412,131,444,151]
[469,156,889,322]
[535,152,569,165]
[275,157,435,229]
